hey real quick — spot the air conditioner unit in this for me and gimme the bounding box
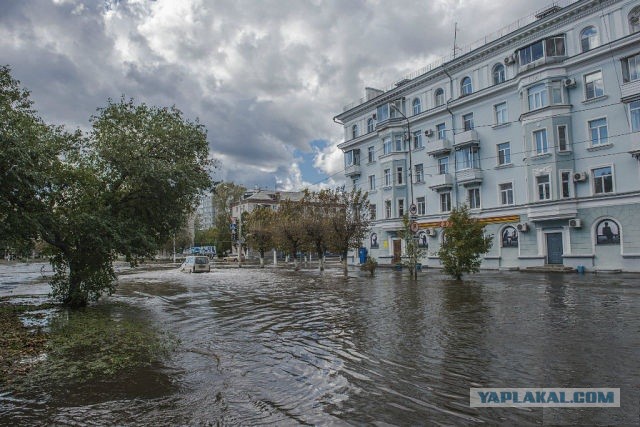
[563,78,577,88]
[516,222,529,232]
[504,54,516,65]
[573,172,588,182]
[569,218,582,228]
[424,129,434,137]
[426,228,437,237]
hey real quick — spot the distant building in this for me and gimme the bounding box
[195,192,215,230]
[334,0,640,271]
[231,190,304,220]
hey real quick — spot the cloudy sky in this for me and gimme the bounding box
[2,0,550,190]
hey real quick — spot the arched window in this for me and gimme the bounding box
[412,98,422,115]
[352,124,359,139]
[580,26,599,52]
[501,226,518,247]
[434,88,445,107]
[367,118,374,133]
[461,77,472,96]
[492,64,506,85]
[629,6,640,33]
[596,219,620,245]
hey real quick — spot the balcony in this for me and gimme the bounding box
[630,131,640,159]
[457,168,483,186]
[428,173,453,190]
[454,129,479,148]
[345,164,361,177]
[426,139,452,156]
[621,80,640,102]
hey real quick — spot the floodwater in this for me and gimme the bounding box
[1,263,639,425]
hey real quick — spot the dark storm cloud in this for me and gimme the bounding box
[1,0,545,188]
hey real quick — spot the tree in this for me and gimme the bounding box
[244,206,275,267]
[2,70,213,308]
[212,182,245,256]
[273,197,306,270]
[401,215,427,279]
[325,187,371,276]
[300,189,332,271]
[437,205,492,280]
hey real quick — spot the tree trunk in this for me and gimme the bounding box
[342,251,348,276]
[64,263,88,308]
[259,249,265,268]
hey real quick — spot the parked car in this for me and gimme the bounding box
[222,254,245,262]
[180,256,211,273]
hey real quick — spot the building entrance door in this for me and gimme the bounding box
[546,232,564,265]
[392,240,402,263]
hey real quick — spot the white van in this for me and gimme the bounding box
[180,256,211,273]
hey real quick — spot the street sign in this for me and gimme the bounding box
[409,203,417,215]
[410,221,419,233]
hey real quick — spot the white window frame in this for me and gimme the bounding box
[493,64,506,85]
[413,131,423,149]
[384,200,392,219]
[396,166,404,185]
[494,102,508,125]
[383,168,391,187]
[584,70,604,100]
[434,88,445,106]
[414,163,424,183]
[499,182,514,206]
[412,98,421,115]
[436,123,446,140]
[369,204,376,221]
[417,196,426,215]
[368,146,375,163]
[440,192,452,213]
[461,77,473,96]
[588,117,609,147]
[560,170,572,198]
[592,165,614,195]
[367,118,375,133]
[528,83,548,111]
[468,187,481,209]
[629,100,640,132]
[622,53,640,83]
[369,174,376,191]
[497,142,511,166]
[533,128,549,155]
[462,112,474,131]
[557,125,569,152]
[438,157,449,175]
[352,124,359,139]
[397,198,405,217]
[536,174,551,201]
[383,137,392,155]
[580,26,599,52]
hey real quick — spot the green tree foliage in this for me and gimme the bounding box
[212,182,245,256]
[437,205,492,280]
[400,215,427,279]
[300,189,333,271]
[325,187,371,276]
[273,198,306,270]
[244,206,275,268]
[2,67,212,307]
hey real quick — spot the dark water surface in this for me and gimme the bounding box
[2,266,639,425]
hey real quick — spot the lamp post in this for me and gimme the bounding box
[390,102,419,279]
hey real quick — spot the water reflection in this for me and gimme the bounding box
[0,266,638,425]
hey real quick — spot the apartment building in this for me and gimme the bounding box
[334,0,640,271]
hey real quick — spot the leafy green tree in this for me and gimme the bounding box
[300,189,332,271]
[325,187,371,276]
[437,205,492,280]
[273,198,305,270]
[244,206,275,267]
[401,215,426,279]
[212,182,245,256]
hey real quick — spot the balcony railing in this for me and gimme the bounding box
[426,139,452,156]
[454,129,479,148]
[428,173,454,190]
[621,80,640,102]
[345,164,361,177]
[457,168,483,186]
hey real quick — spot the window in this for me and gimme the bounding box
[592,166,613,194]
[519,40,544,65]
[596,219,620,245]
[494,102,507,125]
[436,123,446,139]
[493,64,505,84]
[344,149,359,166]
[352,124,359,139]
[551,82,563,104]
[561,171,571,198]
[456,146,480,171]
[518,34,566,65]
[352,177,359,190]
[396,166,404,185]
[434,88,445,106]
[546,35,566,57]
[369,204,376,221]
[384,200,392,219]
[398,199,405,217]
[497,142,511,165]
[412,98,421,115]
[413,131,423,149]
[536,174,551,200]
[588,118,608,146]
[468,188,481,209]
[461,77,472,96]
[438,157,449,175]
[394,136,404,152]
[377,104,390,122]
[499,183,514,205]
[622,53,640,83]
[415,164,424,183]
[501,226,518,247]
[440,192,451,212]
[368,146,375,163]
[557,125,568,151]
[384,169,391,187]
[584,71,604,100]
[580,26,599,52]
[631,100,640,132]
[369,175,376,191]
[528,83,548,110]
[534,129,548,155]
[629,6,640,33]
[417,197,426,215]
[462,113,474,131]
[383,137,392,155]
[367,118,375,133]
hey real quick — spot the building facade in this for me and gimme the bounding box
[196,192,215,230]
[334,0,640,272]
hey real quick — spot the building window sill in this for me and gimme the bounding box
[587,143,613,152]
[557,149,572,155]
[366,161,376,166]
[369,190,377,194]
[495,163,513,170]
[582,94,609,104]
[532,152,552,159]
[414,180,426,186]
[413,146,425,152]
[492,122,511,130]
[382,186,392,190]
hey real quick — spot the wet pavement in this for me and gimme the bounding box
[1,262,639,425]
